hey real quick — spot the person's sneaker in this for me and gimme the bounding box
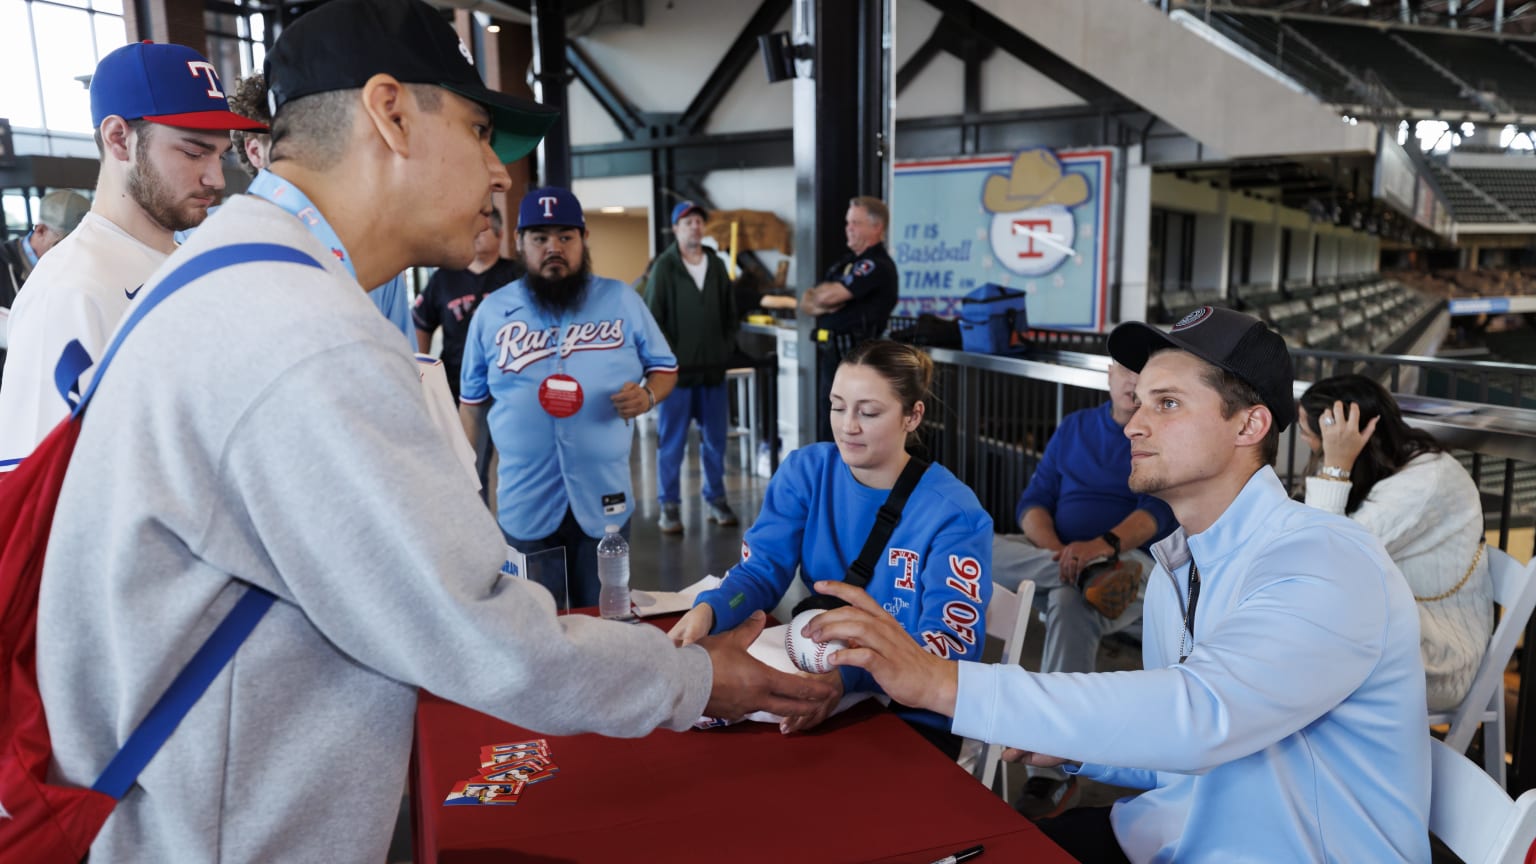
[1080,559,1143,620]
[659,502,683,535]
[705,499,739,526]
[1014,775,1080,821]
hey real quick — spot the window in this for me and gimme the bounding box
[204,0,269,87]
[0,0,127,135]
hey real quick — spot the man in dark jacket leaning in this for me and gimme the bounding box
[643,201,741,534]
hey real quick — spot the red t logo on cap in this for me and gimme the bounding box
[539,196,558,218]
[186,61,225,99]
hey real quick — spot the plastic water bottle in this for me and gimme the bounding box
[597,525,632,620]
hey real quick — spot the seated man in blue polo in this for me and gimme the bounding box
[993,359,1175,818]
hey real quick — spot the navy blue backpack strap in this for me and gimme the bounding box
[58,243,324,414]
[91,587,278,799]
[55,242,324,800]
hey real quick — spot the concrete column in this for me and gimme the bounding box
[1119,157,1153,324]
[1287,227,1314,287]
[1192,195,1229,295]
[1317,234,1339,280]
[124,0,207,56]
[1252,221,1281,293]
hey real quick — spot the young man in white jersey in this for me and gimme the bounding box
[0,41,264,470]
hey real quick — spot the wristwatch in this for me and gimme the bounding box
[1100,530,1121,559]
[641,382,656,411]
[1318,465,1351,481]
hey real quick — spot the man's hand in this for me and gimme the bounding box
[698,611,838,721]
[799,282,848,317]
[668,604,714,646]
[611,381,651,420]
[1053,537,1114,585]
[1002,747,1078,770]
[778,670,844,735]
[804,581,959,717]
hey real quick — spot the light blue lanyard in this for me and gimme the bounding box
[246,170,357,281]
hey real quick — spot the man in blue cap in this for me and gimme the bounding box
[35,2,829,860]
[642,200,740,534]
[461,185,678,607]
[0,41,265,471]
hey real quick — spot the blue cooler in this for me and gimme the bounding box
[958,284,1028,355]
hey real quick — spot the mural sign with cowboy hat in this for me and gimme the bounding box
[891,147,1115,330]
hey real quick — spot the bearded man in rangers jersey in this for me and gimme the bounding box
[460,186,677,609]
[0,42,265,470]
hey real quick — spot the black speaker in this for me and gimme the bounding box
[758,31,795,83]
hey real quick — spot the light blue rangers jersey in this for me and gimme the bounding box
[461,275,677,539]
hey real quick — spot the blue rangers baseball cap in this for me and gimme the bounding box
[671,200,706,224]
[90,41,268,131]
[518,187,586,231]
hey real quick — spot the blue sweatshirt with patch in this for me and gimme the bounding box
[696,443,994,721]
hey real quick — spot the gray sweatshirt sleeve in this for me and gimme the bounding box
[201,339,711,736]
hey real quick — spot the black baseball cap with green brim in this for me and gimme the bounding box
[263,0,557,163]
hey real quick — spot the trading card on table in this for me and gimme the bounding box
[484,740,549,758]
[482,761,560,784]
[444,778,525,806]
[480,753,554,774]
[487,738,548,753]
[485,744,552,762]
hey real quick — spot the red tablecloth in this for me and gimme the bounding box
[412,630,1077,863]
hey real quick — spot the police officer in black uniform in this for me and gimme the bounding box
[800,195,899,442]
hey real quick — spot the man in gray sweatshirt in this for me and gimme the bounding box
[34,1,831,861]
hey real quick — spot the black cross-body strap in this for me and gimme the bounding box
[793,453,931,617]
[844,455,930,588]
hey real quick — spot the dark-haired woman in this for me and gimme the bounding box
[1298,375,1492,712]
[668,340,992,753]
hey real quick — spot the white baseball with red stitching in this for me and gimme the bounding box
[786,609,848,674]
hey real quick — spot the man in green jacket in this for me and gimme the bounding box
[643,201,740,533]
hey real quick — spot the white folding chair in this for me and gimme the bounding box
[958,580,1036,797]
[1430,548,1536,788]
[1430,737,1536,864]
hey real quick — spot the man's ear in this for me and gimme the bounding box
[1234,404,1273,448]
[358,74,411,158]
[99,116,134,163]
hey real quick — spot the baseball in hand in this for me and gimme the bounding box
[785,609,848,674]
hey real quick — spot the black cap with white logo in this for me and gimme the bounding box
[264,0,557,163]
[1107,306,1296,431]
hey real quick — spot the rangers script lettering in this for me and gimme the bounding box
[494,318,628,373]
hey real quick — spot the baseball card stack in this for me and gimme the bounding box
[443,739,560,806]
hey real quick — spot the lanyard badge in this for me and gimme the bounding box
[246,170,358,281]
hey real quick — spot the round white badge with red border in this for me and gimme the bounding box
[538,374,584,417]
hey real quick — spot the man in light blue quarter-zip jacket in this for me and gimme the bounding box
[805,306,1430,864]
